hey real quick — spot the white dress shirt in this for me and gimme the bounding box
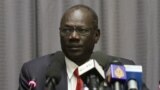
[65,57,79,90]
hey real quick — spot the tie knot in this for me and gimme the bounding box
[74,68,79,77]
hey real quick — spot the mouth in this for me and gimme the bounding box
[69,47,81,50]
[67,45,83,51]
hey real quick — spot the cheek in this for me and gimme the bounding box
[83,36,95,47]
[60,36,67,42]
[60,37,67,47]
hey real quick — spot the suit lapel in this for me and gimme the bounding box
[53,51,68,90]
[55,66,68,90]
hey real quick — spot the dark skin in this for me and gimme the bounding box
[59,5,100,65]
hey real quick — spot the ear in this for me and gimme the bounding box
[94,29,100,43]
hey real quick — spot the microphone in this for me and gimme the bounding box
[78,59,105,90]
[124,65,143,90]
[91,52,126,90]
[28,79,36,90]
[45,51,65,90]
[105,61,127,90]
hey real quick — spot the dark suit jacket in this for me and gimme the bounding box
[18,51,149,90]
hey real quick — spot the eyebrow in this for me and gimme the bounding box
[62,25,90,29]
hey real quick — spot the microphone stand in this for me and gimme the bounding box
[112,81,125,90]
[114,81,120,90]
[29,86,34,90]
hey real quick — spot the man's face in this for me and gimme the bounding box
[59,10,100,64]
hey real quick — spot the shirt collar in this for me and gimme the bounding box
[65,57,78,79]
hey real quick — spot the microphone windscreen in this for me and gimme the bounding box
[28,79,36,88]
[111,60,123,65]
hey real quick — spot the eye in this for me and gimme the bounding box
[78,29,90,34]
[61,28,73,33]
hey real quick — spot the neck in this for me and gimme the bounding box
[64,53,92,66]
[70,56,91,66]
[74,59,89,66]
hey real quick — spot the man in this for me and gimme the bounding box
[18,4,149,90]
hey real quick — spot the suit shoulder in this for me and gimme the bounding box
[21,53,55,75]
[91,51,135,67]
[22,51,64,70]
[107,55,135,65]
[25,53,54,67]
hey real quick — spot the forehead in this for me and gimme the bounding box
[61,9,94,27]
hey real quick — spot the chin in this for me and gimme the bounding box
[68,53,83,58]
[66,49,83,56]
[66,52,83,59]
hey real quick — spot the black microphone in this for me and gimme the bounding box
[105,61,127,90]
[45,51,65,90]
[78,59,105,90]
[90,51,117,90]
[28,79,36,90]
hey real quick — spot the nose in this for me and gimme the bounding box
[69,30,80,39]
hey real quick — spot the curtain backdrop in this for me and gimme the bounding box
[0,0,159,90]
